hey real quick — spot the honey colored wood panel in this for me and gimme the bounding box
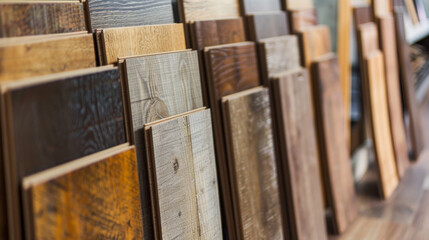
[284,0,314,10]
[298,25,332,69]
[240,0,282,14]
[1,66,127,239]
[377,14,410,178]
[271,69,327,240]
[100,24,186,65]
[0,2,86,38]
[246,12,289,41]
[22,146,143,240]
[289,8,317,33]
[312,55,358,234]
[178,0,240,22]
[365,51,399,199]
[0,34,95,81]
[145,109,222,240]
[222,87,284,239]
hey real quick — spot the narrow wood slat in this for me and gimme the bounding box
[178,0,240,22]
[246,11,289,41]
[288,8,317,33]
[239,0,282,14]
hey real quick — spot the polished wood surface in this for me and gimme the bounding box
[246,11,289,41]
[178,0,240,22]
[240,0,282,14]
[298,25,332,70]
[284,0,314,10]
[289,8,317,33]
[222,87,284,239]
[22,146,143,240]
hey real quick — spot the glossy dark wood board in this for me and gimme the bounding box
[240,0,282,14]
[271,69,327,240]
[246,11,289,41]
[85,0,174,32]
[288,8,317,33]
[22,146,143,240]
[311,55,358,234]
[0,2,86,38]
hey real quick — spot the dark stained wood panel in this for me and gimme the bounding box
[289,8,318,33]
[85,0,174,32]
[22,146,143,240]
[311,55,358,234]
[222,87,284,239]
[353,4,373,28]
[246,11,289,41]
[1,66,127,239]
[0,2,86,38]
[178,0,240,22]
[298,25,332,70]
[240,0,282,14]
[145,109,222,240]
[270,69,327,240]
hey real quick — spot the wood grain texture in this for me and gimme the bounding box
[377,14,410,178]
[240,0,282,14]
[0,2,86,38]
[0,33,95,81]
[365,51,399,199]
[85,0,174,32]
[22,146,143,240]
[178,0,240,22]
[222,87,284,239]
[100,24,186,65]
[1,66,127,239]
[289,8,317,33]
[246,11,289,41]
[271,69,327,240]
[284,0,314,10]
[298,25,332,70]
[312,55,358,234]
[145,109,222,240]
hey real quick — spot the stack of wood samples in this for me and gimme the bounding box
[144,109,222,239]
[22,145,143,239]
[1,66,127,239]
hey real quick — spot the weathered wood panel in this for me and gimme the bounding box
[284,0,314,10]
[246,12,289,41]
[240,0,282,14]
[178,0,240,22]
[298,25,332,69]
[289,8,317,33]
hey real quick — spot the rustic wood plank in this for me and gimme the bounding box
[298,25,332,70]
[22,146,143,240]
[271,69,327,240]
[85,0,174,32]
[288,8,317,33]
[312,54,358,234]
[239,0,282,14]
[222,87,284,239]
[0,33,96,81]
[1,66,127,239]
[283,0,314,10]
[246,11,289,41]
[99,24,186,65]
[145,109,222,240]
[178,0,240,22]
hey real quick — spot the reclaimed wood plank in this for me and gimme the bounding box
[288,8,317,33]
[283,0,314,10]
[240,0,282,14]
[178,0,240,22]
[246,11,289,41]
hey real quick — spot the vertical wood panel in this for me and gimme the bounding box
[298,25,332,70]
[246,12,289,41]
[289,9,318,33]
[240,0,282,14]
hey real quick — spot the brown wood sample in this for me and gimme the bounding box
[365,51,399,199]
[298,25,332,69]
[0,2,86,38]
[240,0,282,14]
[22,145,143,240]
[1,66,127,239]
[353,4,373,28]
[312,55,358,234]
[0,147,7,239]
[0,33,96,81]
[178,0,240,22]
[222,87,284,239]
[246,11,289,41]
[289,8,317,33]
[377,14,410,178]
[145,109,222,240]
[284,0,314,10]
[99,24,186,65]
[271,69,327,240]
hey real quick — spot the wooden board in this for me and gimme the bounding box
[353,4,373,27]
[298,25,332,69]
[377,14,410,178]
[22,145,143,240]
[145,109,222,240]
[99,24,186,65]
[372,0,391,17]
[284,0,314,10]
[0,2,86,38]
[288,8,318,33]
[271,69,327,240]
[0,33,95,81]
[178,0,240,22]
[0,141,6,239]
[222,87,284,239]
[85,0,174,32]
[246,11,289,41]
[311,55,358,234]
[365,51,399,199]
[240,0,282,14]
[1,66,127,239]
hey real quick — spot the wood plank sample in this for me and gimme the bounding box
[0,2,86,38]
[145,109,222,240]
[85,0,174,32]
[271,69,327,240]
[246,11,289,41]
[1,66,127,239]
[178,0,240,22]
[372,0,391,17]
[353,4,373,28]
[311,55,358,234]
[99,24,186,65]
[284,0,314,10]
[22,145,143,240]
[365,51,399,199]
[298,25,332,69]
[240,0,282,14]
[0,33,96,81]
[222,87,284,239]
[289,8,317,33]
[377,14,409,178]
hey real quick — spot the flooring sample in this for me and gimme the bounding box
[222,87,284,239]
[99,24,186,65]
[246,11,289,41]
[365,51,399,199]
[271,69,327,240]
[377,14,410,178]
[178,0,240,22]
[1,66,127,239]
[240,0,282,14]
[0,33,95,81]
[289,8,318,33]
[22,146,143,240]
[0,2,86,38]
[312,55,358,234]
[284,0,314,10]
[353,4,373,27]
[298,25,332,69]
[145,109,222,240]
